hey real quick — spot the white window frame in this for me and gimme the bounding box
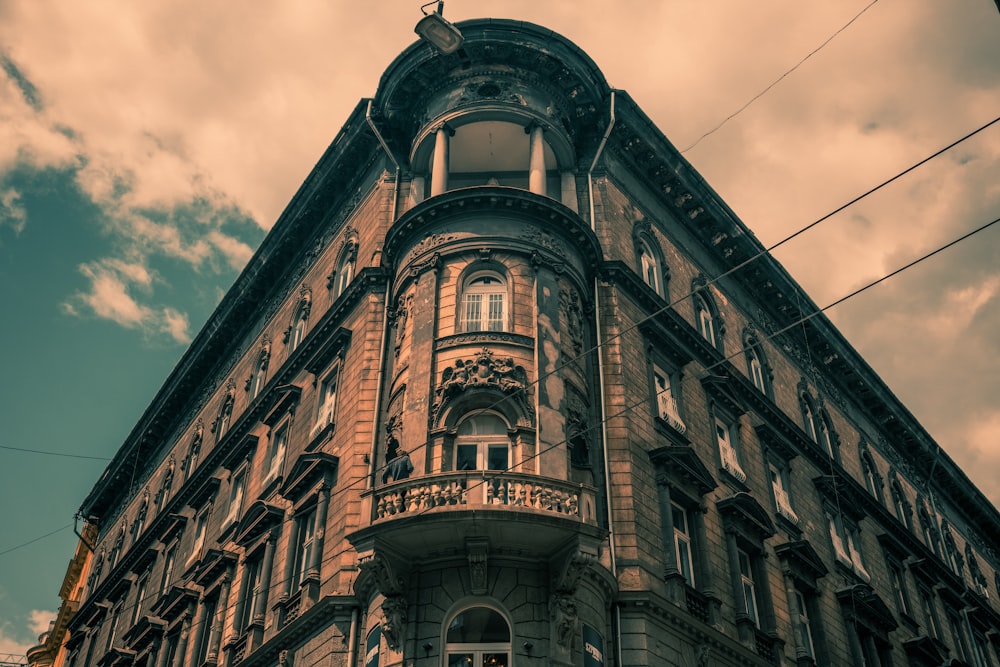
[694,294,717,348]
[792,589,816,659]
[292,507,317,588]
[747,347,767,394]
[715,416,746,483]
[653,364,686,433]
[224,464,248,527]
[251,356,268,399]
[672,502,696,587]
[638,239,662,296]
[188,507,209,566]
[264,421,289,484]
[455,413,510,472]
[769,461,799,524]
[460,272,507,332]
[131,574,148,627]
[311,364,340,438]
[738,549,759,626]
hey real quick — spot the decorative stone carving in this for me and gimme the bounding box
[560,287,584,356]
[519,228,567,257]
[402,232,456,267]
[278,650,291,667]
[381,595,407,652]
[467,539,489,595]
[432,348,532,423]
[358,552,405,598]
[392,294,411,359]
[549,594,578,651]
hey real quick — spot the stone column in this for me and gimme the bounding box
[145,636,161,667]
[207,574,232,662]
[154,634,171,667]
[304,483,331,604]
[174,611,193,667]
[255,531,277,624]
[656,482,684,606]
[232,560,251,637]
[430,125,451,196]
[281,512,299,599]
[527,124,547,195]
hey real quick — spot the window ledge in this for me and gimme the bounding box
[306,423,335,452]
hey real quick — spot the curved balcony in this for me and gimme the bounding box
[352,471,602,558]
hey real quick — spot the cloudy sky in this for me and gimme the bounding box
[0,0,998,655]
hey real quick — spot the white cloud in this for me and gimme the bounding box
[63,259,196,344]
[28,610,55,637]
[162,307,191,344]
[0,187,27,234]
[0,609,56,657]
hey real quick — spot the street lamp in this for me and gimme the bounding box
[415,1,464,54]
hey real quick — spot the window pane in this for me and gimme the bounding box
[487,445,508,471]
[463,294,482,330]
[447,655,473,667]
[457,445,477,471]
[446,608,510,643]
[487,294,505,331]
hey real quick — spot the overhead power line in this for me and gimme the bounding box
[0,523,72,557]
[0,444,111,461]
[682,0,880,153]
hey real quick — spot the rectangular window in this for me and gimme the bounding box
[888,562,911,617]
[189,509,209,565]
[769,462,799,524]
[195,598,217,665]
[225,466,248,526]
[292,508,317,588]
[106,602,123,651]
[312,367,340,437]
[238,557,263,630]
[715,417,746,483]
[131,575,149,626]
[738,550,759,626]
[672,503,695,587]
[160,545,177,596]
[919,587,940,639]
[792,589,816,659]
[652,365,685,432]
[265,422,289,482]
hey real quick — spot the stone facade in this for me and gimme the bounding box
[58,16,1000,667]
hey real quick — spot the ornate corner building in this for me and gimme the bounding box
[55,18,1000,667]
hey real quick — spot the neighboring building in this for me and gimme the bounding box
[27,523,98,667]
[59,16,1000,667]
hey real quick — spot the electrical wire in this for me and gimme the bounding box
[0,524,72,557]
[72,115,1000,649]
[76,212,1000,656]
[681,0,880,153]
[0,444,111,461]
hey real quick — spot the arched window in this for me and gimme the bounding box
[635,233,667,298]
[695,295,715,344]
[860,449,883,504]
[455,413,509,471]
[743,331,771,397]
[460,271,507,332]
[333,247,356,297]
[250,342,270,399]
[444,606,511,667]
[890,477,911,529]
[800,394,818,443]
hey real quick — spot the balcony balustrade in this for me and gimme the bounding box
[375,471,595,524]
